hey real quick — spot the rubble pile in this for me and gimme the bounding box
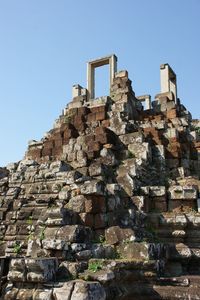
[0,55,200,299]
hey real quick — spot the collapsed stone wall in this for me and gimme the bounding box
[0,56,200,299]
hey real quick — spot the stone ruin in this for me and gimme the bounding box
[0,54,200,299]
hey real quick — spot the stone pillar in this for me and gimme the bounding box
[109,54,117,86]
[87,65,95,99]
[160,64,177,103]
[72,84,83,98]
[72,84,87,99]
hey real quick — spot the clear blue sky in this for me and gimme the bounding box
[0,0,200,167]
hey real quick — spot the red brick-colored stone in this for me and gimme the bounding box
[73,115,86,132]
[88,141,101,152]
[27,148,42,160]
[42,147,52,157]
[102,119,110,128]
[90,106,106,114]
[85,196,106,213]
[95,134,109,145]
[87,113,96,123]
[52,147,62,156]
[53,138,63,147]
[95,126,106,135]
[96,111,106,121]
[77,106,90,116]
[94,213,107,229]
[166,109,177,119]
[79,213,94,227]
[85,135,95,144]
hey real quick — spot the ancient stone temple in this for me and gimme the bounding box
[1,54,200,299]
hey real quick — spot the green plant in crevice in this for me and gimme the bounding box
[39,226,46,241]
[27,230,35,241]
[194,126,200,135]
[88,261,103,273]
[27,215,33,226]
[127,150,135,159]
[98,235,106,244]
[92,235,106,244]
[13,242,22,255]
[123,238,133,245]
[26,216,35,241]
[64,115,72,124]
[111,249,122,259]
[0,239,5,246]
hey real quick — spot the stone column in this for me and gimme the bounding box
[160,64,177,103]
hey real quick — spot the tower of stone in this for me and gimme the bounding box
[0,55,200,299]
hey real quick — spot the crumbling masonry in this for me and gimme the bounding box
[1,54,200,299]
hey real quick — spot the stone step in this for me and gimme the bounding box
[155,228,200,244]
[105,276,200,299]
[7,257,58,283]
[153,280,200,300]
[3,280,106,300]
[165,243,200,261]
[147,212,200,229]
[156,276,190,286]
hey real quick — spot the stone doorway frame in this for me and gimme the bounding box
[87,54,117,99]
